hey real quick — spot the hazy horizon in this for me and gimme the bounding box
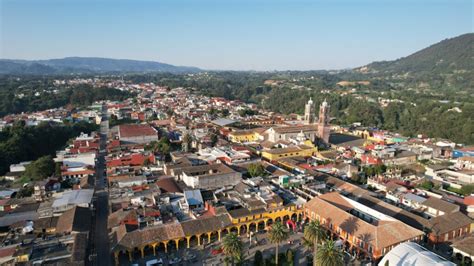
[1,0,472,71]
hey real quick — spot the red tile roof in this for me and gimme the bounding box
[119,124,157,138]
[107,153,155,168]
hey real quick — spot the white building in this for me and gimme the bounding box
[179,163,242,190]
[51,189,94,213]
[378,242,455,266]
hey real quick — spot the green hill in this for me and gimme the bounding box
[356,33,473,91]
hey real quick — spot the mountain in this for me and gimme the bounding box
[357,33,473,74]
[0,57,202,75]
[354,33,473,91]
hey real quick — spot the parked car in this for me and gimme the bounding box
[211,247,223,255]
[146,258,163,266]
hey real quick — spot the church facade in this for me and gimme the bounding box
[265,98,331,144]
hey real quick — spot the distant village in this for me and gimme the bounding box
[0,78,473,265]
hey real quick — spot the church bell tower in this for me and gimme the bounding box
[304,98,315,124]
[318,99,330,144]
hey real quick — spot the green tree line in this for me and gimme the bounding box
[0,120,98,175]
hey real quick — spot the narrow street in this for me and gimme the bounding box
[90,104,111,265]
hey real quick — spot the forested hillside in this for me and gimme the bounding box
[0,77,133,117]
[0,121,98,175]
[356,33,474,92]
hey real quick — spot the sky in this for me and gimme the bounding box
[0,0,472,70]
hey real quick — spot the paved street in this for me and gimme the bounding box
[91,104,111,266]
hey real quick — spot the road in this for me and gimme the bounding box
[90,104,111,265]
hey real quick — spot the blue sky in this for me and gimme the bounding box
[1,0,472,70]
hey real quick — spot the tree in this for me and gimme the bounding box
[248,163,265,177]
[0,121,98,176]
[22,155,55,182]
[239,108,257,117]
[208,108,218,116]
[315,240,344,266]
[268,221,289,266]
[254,250,264,266]
[143,158,151,167]
[460,184,474,196]
[419,180,434,190]
[286,249,294,266]
[210,133,219,147]
[54,162,62,177]
[221,109,230,117]
[182,133,192,152]
[304,220,326,266]
[222,232,243,266]
[16,185,33,198]
[166,108,174,118]
[147,137,171,157]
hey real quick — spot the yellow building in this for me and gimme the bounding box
[111,205,303,264]
[228,130,259,143]
[261,143,317,161]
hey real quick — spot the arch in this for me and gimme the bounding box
[256,220,265,232]
[208,231,219,243]
[283,215,290,222]
[464,256,472,265]
[291,213,298,221]
[248,222,257,233]
[275,216,282,223]
[239,224,247,235]
[220,228,229,240]
[230,226,239,235]
[188,235,199,248]
[132,247,140,260]
[266,218,274,227]
[175,238,185,250]
[142,244,154,257]
[116,249,128,264]
[152,242,165,253]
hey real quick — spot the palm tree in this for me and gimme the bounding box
[268,221,289,265]
[304,220,327,266]
[302,236,314,252]
[315,240,344,266]
[222,232,243,266]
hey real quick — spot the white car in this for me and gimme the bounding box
[146,258,163,266]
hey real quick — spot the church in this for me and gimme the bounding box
[265,98,331,144]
